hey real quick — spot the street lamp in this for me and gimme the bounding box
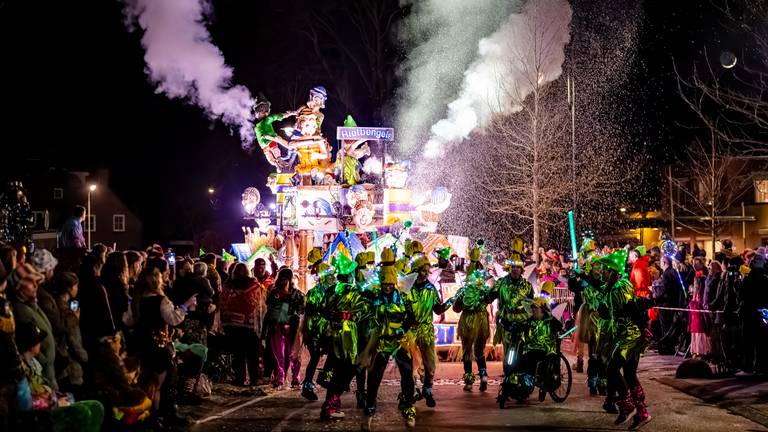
[87,184,97,250]
[620,207,627,213]
[208,187,215,194]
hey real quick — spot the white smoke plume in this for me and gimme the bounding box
[422,0,572,158]
[122,0,254,146]
[395,0,519,156]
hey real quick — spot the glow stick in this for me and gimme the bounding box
[568,210,578,271]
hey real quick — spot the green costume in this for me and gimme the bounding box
[456,271,492,349]
[254,113,287,149]
[490,274,534,346]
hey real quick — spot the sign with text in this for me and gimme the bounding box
[336,127,395,141]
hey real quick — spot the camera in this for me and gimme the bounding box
[70,300,79,311]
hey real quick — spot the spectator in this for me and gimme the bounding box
[77,254,116,349]
[717,256,743,369]
[656,256,687,355]
[629,248,651,298]
[125,251,144,287]
[11,264,58,390]
[50,272,88,394]
[134,265,196,426]
[739,254,768,374]
[715,240,735,267]
[0,243,23,430]
[220,263,266,386]
[90,244,108,266]
[59,206,86,250]
[86,331,151,430]
[264,268,305,389]
[102,252,132,329]
[703,261,723,359]
[689,270,710,359]
[15,321,104,432]
[29,249,62,350]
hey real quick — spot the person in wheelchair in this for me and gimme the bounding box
[507,298,562,402]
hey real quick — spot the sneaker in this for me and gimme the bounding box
[423,388,436,408]
[405,416,416,428]
[291,379,301,389]
[463,382,473,392]
[629,412,652,430]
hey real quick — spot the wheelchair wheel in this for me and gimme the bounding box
[548,353,572,403]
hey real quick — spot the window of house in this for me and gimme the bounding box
[53,188,63,200]
[756,180,768,203]
[86,215,96,232]
[113,214,125,232]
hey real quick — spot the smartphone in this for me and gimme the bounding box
[70,300,79,311]
[167,252,176,266]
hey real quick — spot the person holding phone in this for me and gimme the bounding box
[50,271,88,394]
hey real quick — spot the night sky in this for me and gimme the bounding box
[0,0,747,244]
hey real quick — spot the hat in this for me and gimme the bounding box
[307,247,324,265]
[310,86,327,100]
[580,238,596,255]
[15,321,47,353]
[365,252,375,265]
[30,249,57,274]
[379,266,398,285]
[409,255,431,274]
[343,115,357,128]
[332,253,357,276]
[511,238,524,255]
[592,249,628,275]
[469,247,482,262]
[634,246,647,257]
[434,247,451,261]
[380,248,396,265]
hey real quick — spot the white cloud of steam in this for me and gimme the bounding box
[395,0,520,156]
[122,0,254,146]
[422,0,572,159]
[362,156,384,175]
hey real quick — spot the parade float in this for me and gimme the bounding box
[235,86,461,295]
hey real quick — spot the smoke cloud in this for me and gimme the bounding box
[422,0,572,158]
[395,0,519,156]
[122,0,254,146]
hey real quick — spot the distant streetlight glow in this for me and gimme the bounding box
[269,203,276,210]
[89,184,97,192]
[620,207,627,213]
[208,187,215,194]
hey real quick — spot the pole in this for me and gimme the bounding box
[742,202,747,249]
[568,76,576,212]
[87,190,91,250]
[668,165,675,235]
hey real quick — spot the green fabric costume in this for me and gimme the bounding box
[456,271,491,346]
[303,280,330,349]
[324,281,369,363]
[490,274,534,346]
[372,289,413,355]
[522,316,560,356]
[254,113,286,149]
[407,280,442,345]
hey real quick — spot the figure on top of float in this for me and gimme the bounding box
[253,94,298,173]
[288,86,332,183]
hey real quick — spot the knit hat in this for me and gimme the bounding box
[380,248,396,265]
[30,248,57,274]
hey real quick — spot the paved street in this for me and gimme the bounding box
[189,354,767,432]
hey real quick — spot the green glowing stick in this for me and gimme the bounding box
[568,210,578,271]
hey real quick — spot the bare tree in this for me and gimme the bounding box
[670,134,758,257]
[474,4,631,257]
[676,1,768,154]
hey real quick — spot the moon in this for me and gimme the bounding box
[720,51,737,69]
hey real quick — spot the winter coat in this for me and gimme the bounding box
[77,274,116,346]
[12,296,57,390]
[220,278,267,336]
[630,256,652,298]
[54,296,88,386]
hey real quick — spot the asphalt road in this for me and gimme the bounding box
[191,356,767,432]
